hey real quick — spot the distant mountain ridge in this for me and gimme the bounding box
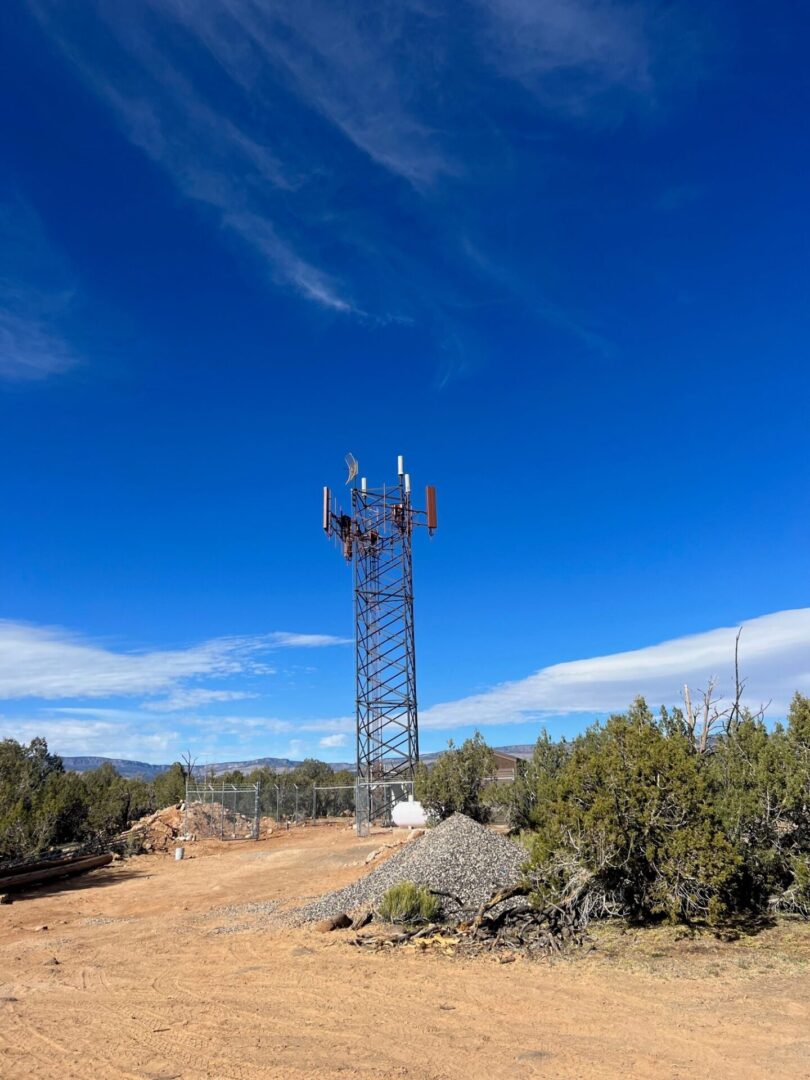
[61,745,536,780]
[60,755,336,779]
[61,756,167,780]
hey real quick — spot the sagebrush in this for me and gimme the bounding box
[378,881,443,923]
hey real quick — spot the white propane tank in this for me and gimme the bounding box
[391,797,428,828]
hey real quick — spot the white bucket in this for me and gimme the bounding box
[175,846,185,861]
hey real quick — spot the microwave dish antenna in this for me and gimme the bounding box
[345,452,359,485]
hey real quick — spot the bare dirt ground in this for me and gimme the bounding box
[1,824,809,1080]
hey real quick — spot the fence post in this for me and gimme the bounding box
[221,781,225,840]
[294,783,299,823]
[312,786,317,820]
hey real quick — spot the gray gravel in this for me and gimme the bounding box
[206,900,279,918]
[297,813,527,922]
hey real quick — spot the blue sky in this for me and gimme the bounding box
[1,1,808,765]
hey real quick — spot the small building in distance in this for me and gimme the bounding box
[490,749,525,782]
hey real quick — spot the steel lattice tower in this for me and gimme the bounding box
[323,455,437,833]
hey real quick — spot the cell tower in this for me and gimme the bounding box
[323,454,437,834]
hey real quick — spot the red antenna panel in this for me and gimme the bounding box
[425,485,438,532]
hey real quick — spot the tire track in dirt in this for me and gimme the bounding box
[2,826,809,1079]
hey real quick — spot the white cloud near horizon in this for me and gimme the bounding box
[266,632,352,649]
[421,608,810,730]
[319,733,348,749]
[7,609,809,763]
[0,619,349,701]
[0,714,180,762]
[0,704,356,761]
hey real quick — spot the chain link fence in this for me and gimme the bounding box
[185,777,415,837]
[265,782,355,824]
[312,784,355,820]
[354,780,415,836]
[271,780,414,831]
[184,782,260,840]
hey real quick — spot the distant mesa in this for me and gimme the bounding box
[59,755,352,779]
[60,756,168,781]
[60,746,536,779]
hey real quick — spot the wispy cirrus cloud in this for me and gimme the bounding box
[154,0,455,187]
[142,689,259,713]
[29,0,700,355]
[479,0,655,115]
[421,608,810,730]
[0,310,76,381]
[31,0,357,313]
[0,619,348,701]
[0,198,79,381]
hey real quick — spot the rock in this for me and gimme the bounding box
[33,925,48,932]
[44,956,60,966]
[314,912,352,932]
[0,893,11,905]
[351,910,373,930]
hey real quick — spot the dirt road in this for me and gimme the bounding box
[1,825,808,1079]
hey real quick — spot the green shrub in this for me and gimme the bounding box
[378,881,442,924]
[522,695,810,926]
[153,763,186,808]
[0,738,183,861]
[414,732,496,824]
[498,731,568,831]
[524,700,746,925]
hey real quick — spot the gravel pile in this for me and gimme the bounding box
[297,814,527,922]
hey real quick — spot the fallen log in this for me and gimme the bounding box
[464,884,531,931]
[0,853,113,891]
[0,851,85,878]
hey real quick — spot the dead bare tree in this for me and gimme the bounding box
[683,676,725,753]
[683,628,770,751]
[727,627,744,734]
[179,750,198,787]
